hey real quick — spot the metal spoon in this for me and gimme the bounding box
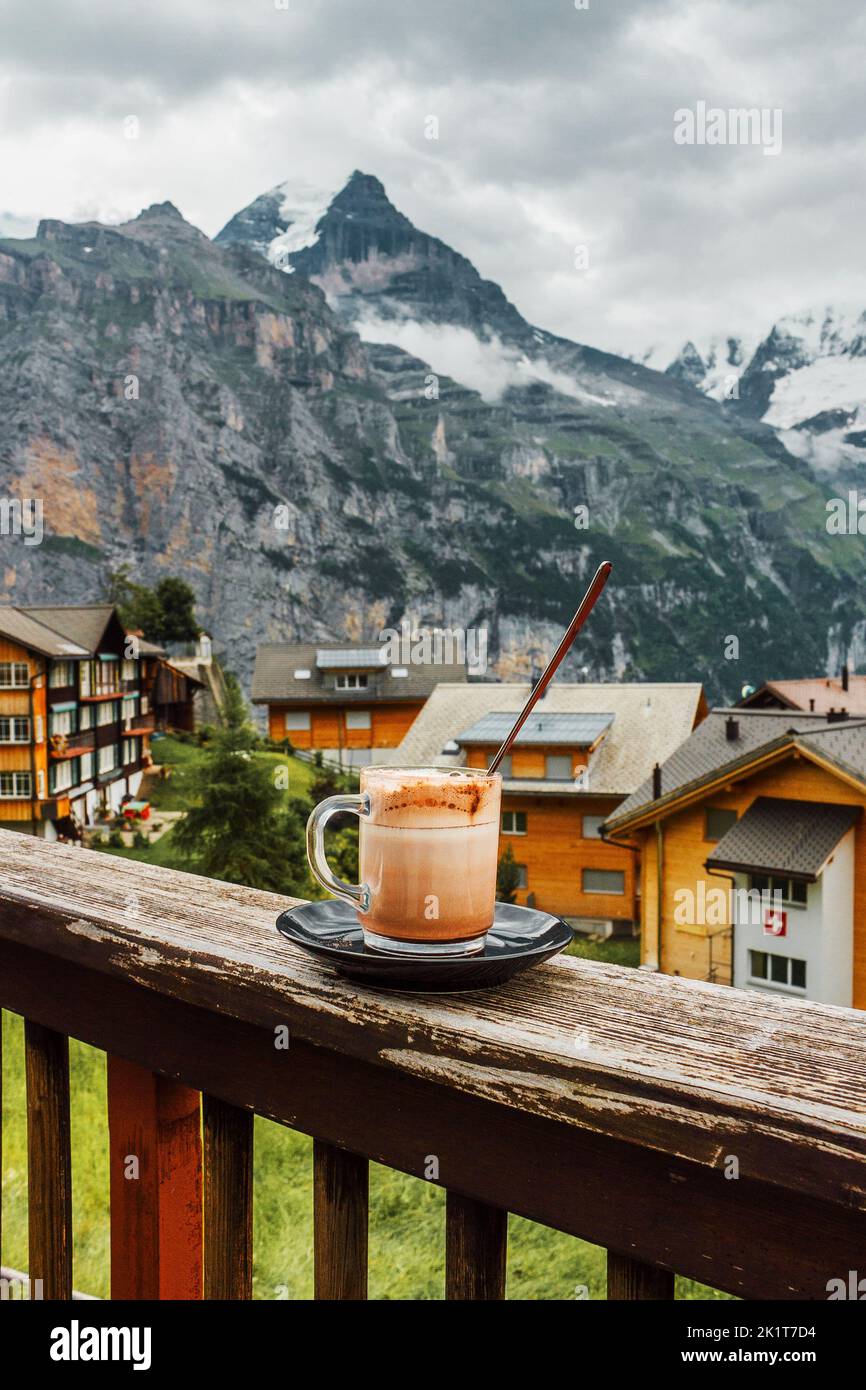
[487,560,613,775]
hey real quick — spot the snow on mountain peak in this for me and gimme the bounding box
[266,179,343,268]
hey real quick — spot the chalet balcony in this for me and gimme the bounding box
[48,728,96,759]
[125,711,156,734]
[0,828,864,1302]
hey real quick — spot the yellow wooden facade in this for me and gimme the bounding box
[267,701,425,751]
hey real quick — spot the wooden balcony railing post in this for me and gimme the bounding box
[607,1251,675,1300]
[203,1095,253,1300]
[445,1191,507,1300]
[25,1020,72,1300]
[107,1056,203,1299]
[313,1140,368,1300]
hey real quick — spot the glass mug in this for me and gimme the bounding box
[306,765,502,955]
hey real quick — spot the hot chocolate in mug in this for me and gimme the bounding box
[306,765,502,955]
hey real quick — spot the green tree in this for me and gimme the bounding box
[173,735,308,894]
[153,577,199,643]
[105,568,200,645]
[219,671,257,746]
[496,844,522,904]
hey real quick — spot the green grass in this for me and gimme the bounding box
[143,733,319,812]
[1,1010,729,1300]
[566,935,641,967]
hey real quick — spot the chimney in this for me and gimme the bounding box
[809,697,815,711]
[725,715,739,742]
[842,664,850,692]
[827,708,850,723]
[652,763,662,799]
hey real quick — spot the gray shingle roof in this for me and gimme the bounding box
[252,641,468,703]
[0,606,90,658]
[606,709,866,830]
[706,797,861,880]
[20,604,114,653]
[382,682,704,797]
[456,711,614,747]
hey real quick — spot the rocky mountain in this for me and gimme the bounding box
[1,178,864,700]
[656,307,866,485]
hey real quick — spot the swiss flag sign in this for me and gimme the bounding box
[763,908,787,937]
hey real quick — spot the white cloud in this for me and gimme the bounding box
[0,0,864,359]
[354,313,612,405]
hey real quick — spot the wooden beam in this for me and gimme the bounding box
[203,1094,253,1300]
[25,1020,72,1300]
[445,1192,507,1299]
[107,1057,202,1299]
[607,1251,675,1300]
[313,1140,368,1300]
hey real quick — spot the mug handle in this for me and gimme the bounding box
[306,792,371,911]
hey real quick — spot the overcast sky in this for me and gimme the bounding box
[1,0,865,361]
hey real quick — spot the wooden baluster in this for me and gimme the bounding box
[25,1020,72,1300]
[203,1095,253,1300]
[313,1140,368,1300]
[445,1191,507,1300]
[607,1251,675,1299]
[107,1056,203,1299]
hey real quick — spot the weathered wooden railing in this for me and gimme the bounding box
[1,828,865,1300]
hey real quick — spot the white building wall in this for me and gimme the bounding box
[732,828,854,1007]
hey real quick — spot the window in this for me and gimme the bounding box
[749,874,808,908]
[0,771,32,797]
[0,662,29,688]
[346,709,371,730]
[50,760,76,794]
[545,754,573,781]
[98,743,118,775]
[502,811,527,835]
[35,715,44,743]
[293,668,311,680]
[97,700,119,727]
[79,752,94,784]
[79,705,94,730]
[122,696,137,723]
[83,658,121,697]
[123,738,138,765]
[582,814,605,840]
[49,661,74,688]
[514,863,528,889]
[121,658,138,680]
[335,673,368,690]
[49,708,76,737]
[283,710,311,731]
[0,717,30,743]
[390,667,409,678]
[36,769,46,799]
[499,755,513,778]
[583,868,625,895]
[749,950,806,991]
[705,807,738,841]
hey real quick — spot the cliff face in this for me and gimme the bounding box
[1,189,863,699]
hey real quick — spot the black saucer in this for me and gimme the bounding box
[275,899,573,992]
